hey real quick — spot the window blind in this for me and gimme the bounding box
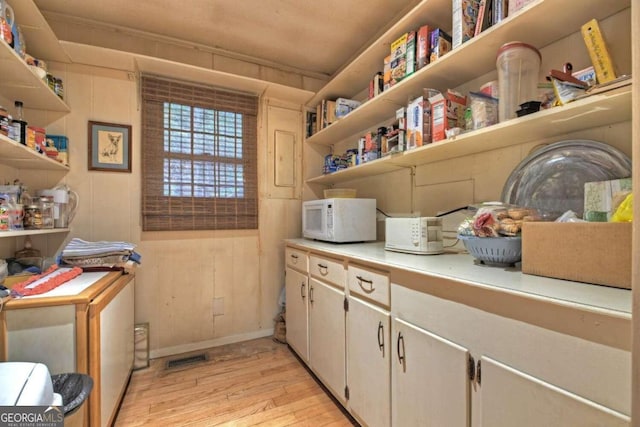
[141,75,258,231]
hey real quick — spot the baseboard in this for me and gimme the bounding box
[149,328,275,359]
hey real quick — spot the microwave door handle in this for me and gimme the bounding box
[356,275,375,293]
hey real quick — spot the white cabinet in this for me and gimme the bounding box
[0,272,134,427]
[346,263,391,427]
[285,247,346,403]
[285,241,632,426]
[285,267,309,361]
[308,277,346,402]
[391,317,470,427]
[480,356,629,427]
[346,296,390,427]
[89,275,135,427]
[391,280,631,426]
[309,254,346,288]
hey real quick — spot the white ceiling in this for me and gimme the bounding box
[34,0,419,78]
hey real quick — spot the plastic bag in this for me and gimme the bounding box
[611,193,633,222]
[554,210,585,223]
[457,203,539,237]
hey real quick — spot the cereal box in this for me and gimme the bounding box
[452,0,480,49]
[383,55,392,91]
[406,96,424,149]
[416,25,431,70]
[390,31,416,86]
[508,0,535,16]
[430,29,452,63]
[429,89,467,142]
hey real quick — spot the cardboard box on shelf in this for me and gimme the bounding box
[430,28,452,63]
[429,89,467,142]
[383,55,392,91]
[508,0,535,15]
[521,222,631,290]
[390,31,416,86]
[416,25,431,70]
[452,0,480,49]
[406,95,424,149]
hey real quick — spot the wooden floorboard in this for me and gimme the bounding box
[114,337,358,426]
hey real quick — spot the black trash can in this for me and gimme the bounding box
[51,373,93,427]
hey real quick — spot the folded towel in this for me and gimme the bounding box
[61,238,136,257]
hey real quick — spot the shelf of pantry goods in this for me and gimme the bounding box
[307,85,631,185]
[8,0,70,63]
[0,41,70,113]
[0,227,70,238]
[0,133,69,171]
[306,0,629,141]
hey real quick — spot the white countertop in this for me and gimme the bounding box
[286,239,632,316]
[21,271,110,298]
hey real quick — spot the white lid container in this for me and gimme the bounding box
[496,41,541,122]
[0,362,62,406]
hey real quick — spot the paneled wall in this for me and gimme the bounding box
[7,62,304,358]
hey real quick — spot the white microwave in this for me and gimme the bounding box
[302,198,376,243]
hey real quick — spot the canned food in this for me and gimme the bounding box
[0,106,8,137]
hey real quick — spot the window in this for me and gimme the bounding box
[141,76,258,231]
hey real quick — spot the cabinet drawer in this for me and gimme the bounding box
[348,264,389,306]
[309,254,345,289]
[286,247,308,272]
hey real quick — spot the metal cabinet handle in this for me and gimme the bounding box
[291,254,299,263]
[377,321,384,352]
[396,331,405,365]
[356,275,375,293]
[317,263,329,276]
[468,354,475,382]
[300,282,306,299]
[309,285,314,304]
[477,359,482,385]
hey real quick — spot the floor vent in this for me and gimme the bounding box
[166,353,207,369]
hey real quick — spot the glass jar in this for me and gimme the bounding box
[54,78,64,99]
[496,42,541,122]
[24,204,42,229]
[39,196,54,229]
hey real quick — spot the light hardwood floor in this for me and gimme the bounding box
[114,337,358,426]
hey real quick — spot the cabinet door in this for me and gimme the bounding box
[480,356,630,427]
[347,296,390,427]
[91,276,135,427]
[285,267,309,361]
[392,317,470,427]
[309,278,346,402]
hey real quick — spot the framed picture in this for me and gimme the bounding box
[88,121,132,172]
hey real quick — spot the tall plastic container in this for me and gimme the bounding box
[496,42,541,122]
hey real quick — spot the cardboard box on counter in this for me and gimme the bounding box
[521,222,631,290]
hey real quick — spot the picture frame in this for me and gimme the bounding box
[88,121,132,172]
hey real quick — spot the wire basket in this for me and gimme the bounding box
[458,235,522,267]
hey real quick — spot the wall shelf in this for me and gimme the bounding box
[0,228,70,238]
[307,85,631,185]
[0,40,70,113]
[306,0,630,147]
[0,134,69,171]
[8,0,71,63]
